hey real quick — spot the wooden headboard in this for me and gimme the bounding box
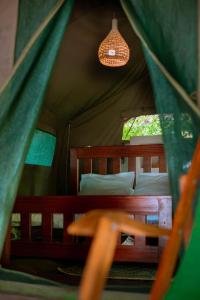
[70,144,167,194]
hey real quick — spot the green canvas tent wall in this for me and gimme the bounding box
[1,0,158,199]
[3,0,198,205]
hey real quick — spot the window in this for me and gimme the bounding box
[122,115,162,141]
[25,130,56,167]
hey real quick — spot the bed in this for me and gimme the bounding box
[6,144,172,264]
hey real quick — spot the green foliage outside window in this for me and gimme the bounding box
[122,115,162,140]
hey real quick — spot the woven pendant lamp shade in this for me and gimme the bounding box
[98,18,130,67]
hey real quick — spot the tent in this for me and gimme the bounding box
[0,0,200,299]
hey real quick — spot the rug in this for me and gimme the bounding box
[58,262,156,282]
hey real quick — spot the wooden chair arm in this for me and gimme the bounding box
[66,139,200,300]
[67,209,170,300]
[68,209,170,300]
[67,209,171,238]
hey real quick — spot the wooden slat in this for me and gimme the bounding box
[70,149,79,194]
[21,213,31,241]
[134,215,146,247]
[128,157,136,172]
[63,213,74,243]
[159,155,166,172]
[158,197,172,257]
[112,158,121,173]
[143,157,151,172]
[83,158,92,174]
[151,156,158,168]
[42,213,52,242]
[98,158,107,174]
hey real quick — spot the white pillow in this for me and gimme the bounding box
[79,172,135,195]
[81,172,135,187]
[134,173,170,195]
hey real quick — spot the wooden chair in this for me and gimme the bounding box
[68,139,200,300]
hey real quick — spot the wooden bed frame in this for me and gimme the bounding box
[4,144,172,264]
[70,144,167,194]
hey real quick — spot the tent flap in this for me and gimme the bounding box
[0,0,74,257]
[121,0,200,208]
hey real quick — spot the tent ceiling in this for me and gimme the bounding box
[38,0,155,133]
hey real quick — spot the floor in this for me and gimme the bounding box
[7,258,72,285]
[6,258,155,293]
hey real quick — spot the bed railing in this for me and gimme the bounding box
[9,195,171,263]
[1,144,171,266]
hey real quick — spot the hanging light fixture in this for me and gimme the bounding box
[98,17,130,67]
